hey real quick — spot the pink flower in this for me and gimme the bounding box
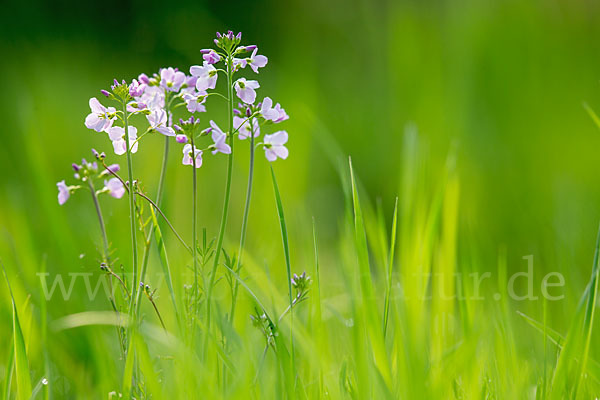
[108,126,138,155]
[147,109,175,136]
[104,177,125,199]
[203,50,221,64]
[160,67,186,92]
[248,48,268,73]
[233,116,260,140]
[263,131,289,161]
[57,180,70,205]
[182,143,202,167]
[129,79,146,97]
[260,97,289,123]
[190,62,218,92]
[176,134,188,143]
[209,121,232,154]
[234,78,260,104]
[85,98,116,132]
[183,91,207,113]
[138,86,165,110]
[233,57,248,71]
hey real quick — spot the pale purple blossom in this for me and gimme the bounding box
[248,48,268,73]
[182,143,203,168]
[105,177,125,199]
[160,67,186,92]
[129,79,146,97]
[176,134,188,144]
[57,180,70,205]
[260,97,289,123]
[182,75,198,94]
[183,91,207,113]
[138,73,150,84]
[234,78,260,104]
[147,108,175,136]
[233,116,260,139]
[108,126,138,155]
[233,58,248,70]
[263,131,289,161]
[209,121,232,154]
[138,85,165,110]
[203,50,221,64]
[190,63,218,92]
[85,98,116,132]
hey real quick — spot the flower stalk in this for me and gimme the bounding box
[204,52,235,343]
[122,99,139,316]
[229,116,256,323]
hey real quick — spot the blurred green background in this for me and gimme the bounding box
[2,0,600,394]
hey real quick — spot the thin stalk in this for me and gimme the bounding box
[134,100,171,315]
[229,118,256,323]
[156,136,170,206]
[122,99,139,317]
[191,136,199,302]
[87,179,110,262]
[204,53,235,348]
[88,179,124,353]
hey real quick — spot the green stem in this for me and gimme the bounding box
[229,118,256,323]
[133,91,171,317]
[87,179,110,262]
[191,136,199,303]
[205,53,235,351]
[88,178,124,352]
[122,99,138,317]
[156,136,170,206]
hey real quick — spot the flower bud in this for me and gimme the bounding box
[246,107,252,117]
[176,134,188,144]
[101,89,111,97]
[72,163,81,172]
[138,73,150,84]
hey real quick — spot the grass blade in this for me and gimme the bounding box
[348,157,392,390]
[2,340,14,400]
[1,261,32,400]
[149,205,179,321]
[270,165,296,375]
[383,197,399,337]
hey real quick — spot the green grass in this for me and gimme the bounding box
[2,127,600,398]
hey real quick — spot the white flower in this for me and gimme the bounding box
[190,62,218,92]
[182,143,202,168]
[263,131,289,161]
[85,97,116,132]
[234,78,260,104]
[108,126,138,156]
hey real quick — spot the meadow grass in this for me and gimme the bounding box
[2,122,600,398]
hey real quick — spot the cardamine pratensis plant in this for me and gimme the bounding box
[55,30,305,395]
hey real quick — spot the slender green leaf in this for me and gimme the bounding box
[383,196,399,337]
[270,165,295,374]
[1,261,32,400]
[149,206,179,321]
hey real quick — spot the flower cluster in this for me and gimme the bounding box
[81,30,290,167]
[56,150,124,205]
